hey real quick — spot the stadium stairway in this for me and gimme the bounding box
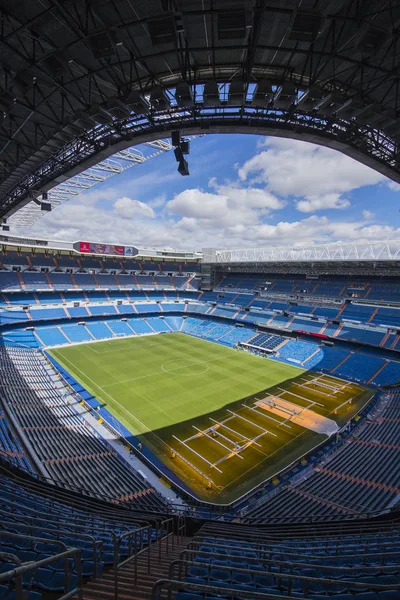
[80,533,192,600]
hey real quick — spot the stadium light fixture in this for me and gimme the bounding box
[171,130,180,147]
[174,146,183,162]
[178,158,189,176]
[180,140,190,155]
[172,132,191,175]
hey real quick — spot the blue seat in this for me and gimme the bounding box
[176,594,203,600]
[358,577,380,588]
[230,558,246,568]
[0,563,16,575]
[100,552,114,565]
[189,566,208,579]
[229,550,244,557]
[8,592,41,600]
[184,578,206,586]
[232,572,253,585]
[35,568,53,589]
[255,575,276,588]
[18,551,37,563]
[213,560,229,567]
[81,561,97,577]
[209,569,230,582]
[35,543,59,554]
[206,582,232,598]
[377,576,399,585]
[0,586,8,600]
[379,592,400,600]
[234,584,256,592]
[47,572,78,592]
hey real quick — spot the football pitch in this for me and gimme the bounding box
[49,333,372,503]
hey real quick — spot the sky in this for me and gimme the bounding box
[23,134,400,251]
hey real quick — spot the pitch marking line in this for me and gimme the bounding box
[102,354,235,388]
[51,350,159,441]
[161,359,209,376]
[88,338,159,355]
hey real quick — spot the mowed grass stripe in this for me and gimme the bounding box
[49,333,370,503]
[50,333,304,435]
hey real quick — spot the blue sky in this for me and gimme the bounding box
[26,134,400,250]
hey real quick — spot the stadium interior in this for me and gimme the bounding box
[1,0,400,599]
[1,237,400,599]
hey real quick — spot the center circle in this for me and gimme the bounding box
[161,358,209,376]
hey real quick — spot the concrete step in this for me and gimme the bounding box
[80,535,191,600]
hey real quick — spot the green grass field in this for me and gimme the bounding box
[49,333,372,503]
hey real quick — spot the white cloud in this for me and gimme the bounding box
[296,193,350,213]
[362,209,375,220]
[147,194,167,209]
[113,197,155,219]
[23,135,400,251]
[238,138,386,195]
[388,181,400,192]
[25,197,400,251]
[166,183,284,228]
[238,138,388,213]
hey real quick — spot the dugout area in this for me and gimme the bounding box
[49,333,372,504]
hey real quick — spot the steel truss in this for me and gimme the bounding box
[7,138,201,228]
[214,241,400,264]
[2,0,400,222]
[2,102,400,224]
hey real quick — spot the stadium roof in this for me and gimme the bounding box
[212,241,400,263]
[1,0,400,224]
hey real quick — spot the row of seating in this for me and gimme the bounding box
[1,251,198,272]
[0,289,200,307]
[0,465,165,598]
[0,270,200,292]
[218,275,400,301]
[271,339,400,385]
[3,310,400,386]
[0,410,33,473]
[245,391,400,521]
[1,283,399,354]
[0,343,166,510]
[162,520,400,600]
[0,299,198,327]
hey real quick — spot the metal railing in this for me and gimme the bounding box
[113,524,152,599]
[176,514,186,543]
[179,546,400,573]
[152,573,400,600]
[0,521,101,577]
[171,557,400,593]
[196,516,400,542]
[0,463,164,526]
[0,536,83,600]
[157,518,174,563]
[112,516,184,600]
